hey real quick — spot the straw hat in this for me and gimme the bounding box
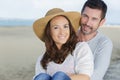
[33,8,80,41]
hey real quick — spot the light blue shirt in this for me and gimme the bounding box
[87,31,113,80]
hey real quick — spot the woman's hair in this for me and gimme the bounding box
[41,15,78,69]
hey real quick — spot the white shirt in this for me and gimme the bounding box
[34,42,94,78]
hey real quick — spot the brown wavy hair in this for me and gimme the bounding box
[41,15,78,69]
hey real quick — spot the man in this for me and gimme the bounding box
[77,0,113,80]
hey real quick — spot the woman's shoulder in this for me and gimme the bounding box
[73,41,93,58]
[74,42,91,54]
[37,54,44,61]
[76,42,89,49]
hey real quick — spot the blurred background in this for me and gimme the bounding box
[0,0,120,26]
[0,0,120,80]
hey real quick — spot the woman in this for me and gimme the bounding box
[33,8,93,80]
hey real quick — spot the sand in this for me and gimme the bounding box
[0,26,45,80]
[0,25,120,80]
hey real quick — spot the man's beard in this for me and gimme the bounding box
[81,24,97,35]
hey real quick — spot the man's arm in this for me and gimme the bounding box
[91,39,113,80]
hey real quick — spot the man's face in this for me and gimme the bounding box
[80,7,104,35]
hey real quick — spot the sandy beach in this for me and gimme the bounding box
[0,25,120,80]
[0,26,45,80]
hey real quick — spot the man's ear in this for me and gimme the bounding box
[100,18,106,26]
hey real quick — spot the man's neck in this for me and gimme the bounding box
[78,30,97,42]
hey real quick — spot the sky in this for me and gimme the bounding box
[0,0,120,24]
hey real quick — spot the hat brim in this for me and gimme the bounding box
[33,11,80,42]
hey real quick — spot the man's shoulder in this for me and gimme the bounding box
[98,32,112,42]
[88,32,113,47]
[94,32,113,47]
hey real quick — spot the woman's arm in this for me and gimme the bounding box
[71,42,94,80]
[70,74,90,80]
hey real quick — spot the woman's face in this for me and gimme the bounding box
[50,16,70,49]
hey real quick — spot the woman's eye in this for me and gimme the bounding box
[53,26,58,29]
[64,25,69,28]
[54,27,58,29]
